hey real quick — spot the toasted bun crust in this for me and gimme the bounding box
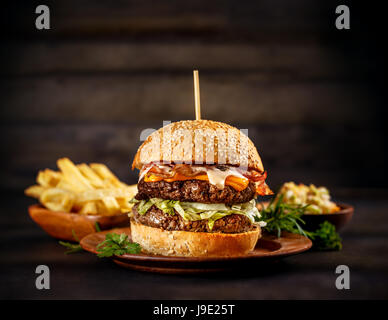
[132,120,264,172]
[130,220,261,257]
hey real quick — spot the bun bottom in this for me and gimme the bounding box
[130,220,261,257]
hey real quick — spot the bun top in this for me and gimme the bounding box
[132,120,264,172]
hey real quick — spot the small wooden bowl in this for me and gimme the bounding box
[301,203,354,232]
[257,202,354,232]
[28,204,130,241]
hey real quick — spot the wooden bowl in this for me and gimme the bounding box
[301,203,354,232]
[28,204,130,241]
[257,201,354,232]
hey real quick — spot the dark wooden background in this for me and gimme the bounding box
[0,1,386,193]
[1,0,388,300]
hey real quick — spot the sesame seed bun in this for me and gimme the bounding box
[130,219,261,257]
[132,120,264,172]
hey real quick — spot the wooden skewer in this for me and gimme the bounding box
[193,70,201,120]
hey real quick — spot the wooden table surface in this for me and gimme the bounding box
[1,194,387,300]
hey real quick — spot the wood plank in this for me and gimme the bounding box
[5,0,336,38]
[0,74,378,125]
[1,123,384,191]
[2,42,373,80]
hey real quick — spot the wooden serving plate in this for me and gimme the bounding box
[80,227,312,274]
[302,203,354,231]
[28,204,130,241]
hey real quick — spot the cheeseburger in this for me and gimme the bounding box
[130,120,271,257]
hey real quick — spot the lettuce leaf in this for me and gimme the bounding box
[136,199,154,215]
[130,198,263,230]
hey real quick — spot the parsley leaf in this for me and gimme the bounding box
[96,233,141,257]
[307,221,342,251]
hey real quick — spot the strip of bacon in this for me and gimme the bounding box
[141,163,272,195]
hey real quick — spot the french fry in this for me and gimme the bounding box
[26,157,137,216]
[74,187,135,203]
[89,163,126,188]
[101,196,121,215]
[78,201,98,215]
[56,178,81,192]
[95,200,109,215]
[40,188,75,213]
[57,158,93,192]
[127,184,137,196]
[117,198,135,212]
[25,185,46,199]
[37,169,62,188]
[77,164,105,188]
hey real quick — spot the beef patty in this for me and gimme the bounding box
[135,179,256,204]
[132,204,253,233]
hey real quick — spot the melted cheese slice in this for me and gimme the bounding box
[143,166,250,191]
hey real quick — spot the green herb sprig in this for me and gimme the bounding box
[96,233,141,257]
[306,221,342,251]
[59,241,83,254]
[259,195,342,251]
[59,229,83,254]
[259,195,309,238]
